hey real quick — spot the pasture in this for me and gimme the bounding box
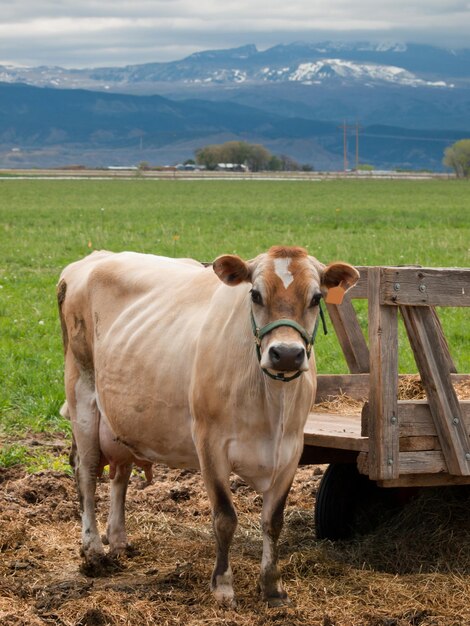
[1,178,470,625]
[1,178,468,441]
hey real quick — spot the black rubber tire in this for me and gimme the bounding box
[315,462,399,540]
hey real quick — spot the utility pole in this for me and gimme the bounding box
[355,122,362,170]
[338,121,351,172]
[338,122,361,171]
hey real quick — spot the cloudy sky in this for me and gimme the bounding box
[0,0,469,68]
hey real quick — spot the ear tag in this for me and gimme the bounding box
[326,282,346,305]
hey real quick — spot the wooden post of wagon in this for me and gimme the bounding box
[383,266,470,478]
[367,267,399,480]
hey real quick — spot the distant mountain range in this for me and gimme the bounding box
[0,42,469,170]
[2,42,470,90]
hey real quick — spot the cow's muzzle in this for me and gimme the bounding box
[251,304,327,382]
[268,344,306,372]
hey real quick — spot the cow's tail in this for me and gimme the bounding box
[57,278,71,425]
[57,278,69,356]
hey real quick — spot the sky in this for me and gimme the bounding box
[0,0,469,68]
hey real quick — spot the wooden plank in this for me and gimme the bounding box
[304,412,438,455]
[341,265,462,302]
[316,373,470,404]
[303,412,367,452]
[357,452,369,475]
[378,474,470,488]
[399,436,439,452]
[315,373,369,401]
[428,307,457,373]
[357,450,447,476]
[325,300,370,374]
[305,412,363,436]
[397,401,470,437]
[381,267,470,307]
[401,306,470,476]
[367,267,399,480]
[344,266,368,299]
[398,451,447,475]
[362,400,470,437]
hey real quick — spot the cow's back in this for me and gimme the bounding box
[59,251,217,468]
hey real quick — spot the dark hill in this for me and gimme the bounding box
[0,82,467,171]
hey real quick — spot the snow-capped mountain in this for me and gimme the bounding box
[0,57,452,89]
[0,41,468,92]
[257,59,450,88]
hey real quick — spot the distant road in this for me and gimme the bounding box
[0,169,454,181]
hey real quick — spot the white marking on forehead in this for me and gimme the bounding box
[274,257,294,289]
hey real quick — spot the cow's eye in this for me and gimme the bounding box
[310,293,322,308]
[251,289,263,306]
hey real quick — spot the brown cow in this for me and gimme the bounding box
[58,246,358,606]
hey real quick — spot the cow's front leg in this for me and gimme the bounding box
[259,474,294,607]
[199,455,238,607]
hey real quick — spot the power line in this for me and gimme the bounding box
[360,132,459,143]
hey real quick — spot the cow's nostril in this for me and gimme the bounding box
[294,348,305,367]
[268,345,305,371]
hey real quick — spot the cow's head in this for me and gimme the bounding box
[213,246,359,381]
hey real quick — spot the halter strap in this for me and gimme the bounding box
[251,302,327,382]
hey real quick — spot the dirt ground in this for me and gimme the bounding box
[3,434,470,626]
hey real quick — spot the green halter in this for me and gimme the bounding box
[251,301,327,382]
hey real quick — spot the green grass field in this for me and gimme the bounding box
[1,178,469,467]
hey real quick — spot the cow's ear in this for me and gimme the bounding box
[213,254,252,286]
[321,262,359,303]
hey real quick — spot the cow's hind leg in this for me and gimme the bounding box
[259,474,294,607]
[103,462,133,556]
[68,372,112,575]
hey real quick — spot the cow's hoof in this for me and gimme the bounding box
[213,587,237,609]
[125,543,139,557]
[212,567,236,608]
[108,543,138,558]
[266,595,292,608]
[79,553,124,577]
[262,587,292,608]
[215,595,237,609]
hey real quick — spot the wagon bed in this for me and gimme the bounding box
[304,409,366,453]
[301,265,470,491]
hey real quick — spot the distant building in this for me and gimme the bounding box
[107,165,138,170]
[215,163,248,172]
[175,163,206,171]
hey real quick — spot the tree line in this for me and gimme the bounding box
[195,138,470,176]
[195,141,313,172]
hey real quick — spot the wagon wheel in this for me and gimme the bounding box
[314,463,406,540]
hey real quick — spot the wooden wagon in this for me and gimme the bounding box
[302,266,470,538]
